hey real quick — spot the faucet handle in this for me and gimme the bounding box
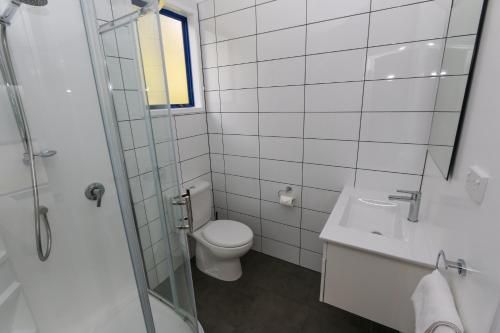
[396,189,421,198]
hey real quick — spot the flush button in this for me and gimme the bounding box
[465,166,489,204]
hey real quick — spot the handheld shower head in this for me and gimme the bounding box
[17,0,48,6]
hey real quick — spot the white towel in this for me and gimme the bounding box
[412,270,464,333]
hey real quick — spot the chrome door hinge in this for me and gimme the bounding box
[171,191,193,232]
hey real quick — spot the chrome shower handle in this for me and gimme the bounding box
[85,183,105,207]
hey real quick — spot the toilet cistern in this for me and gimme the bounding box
[388,190,421,222]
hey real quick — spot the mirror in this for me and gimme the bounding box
[428,0,488,179]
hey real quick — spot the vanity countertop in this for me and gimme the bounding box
[319,186,445,268]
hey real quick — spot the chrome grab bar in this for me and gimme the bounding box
[0,23,52,261]
[172,190,193,233]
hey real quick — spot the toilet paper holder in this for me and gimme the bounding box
[278,186,293,198]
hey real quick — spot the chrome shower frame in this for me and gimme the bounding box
[0,1,52,261]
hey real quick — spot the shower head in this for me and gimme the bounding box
[17,0,48,6]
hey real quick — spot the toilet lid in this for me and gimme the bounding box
[202,220,253,248]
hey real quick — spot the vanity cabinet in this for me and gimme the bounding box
[320,242,432,333]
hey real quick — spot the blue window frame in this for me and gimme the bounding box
[156,8,194,109]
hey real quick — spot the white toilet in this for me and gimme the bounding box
[187,181,253,281]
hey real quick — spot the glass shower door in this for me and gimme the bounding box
[82,2,198,332]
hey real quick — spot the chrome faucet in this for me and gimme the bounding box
[388,190,421,222]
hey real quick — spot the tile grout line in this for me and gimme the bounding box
[355,0,373,187]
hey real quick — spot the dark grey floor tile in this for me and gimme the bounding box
[189,250,397,333]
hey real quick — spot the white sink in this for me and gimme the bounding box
[339,196,407,241]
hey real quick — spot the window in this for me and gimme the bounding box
[138,8,194,109]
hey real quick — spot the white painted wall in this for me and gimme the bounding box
[420,1,500,331]
[0,1,140,332]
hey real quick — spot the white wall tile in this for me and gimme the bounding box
[307,14,369,54]
[119,122,134,150]
[220,89,258,112]
[257,26,306,61]
[256,0,306,33]
[209,134,223,153]
[301,230,322,253]
[366,39,445,80]
[447,0,484,37]
[441,36,476,76]
[307,0,370,23]
[262,220,300,246]
[211,154,225,173]
[363,77,439,111]
[203,68,219,91]
[177,135,209,161]
[217,36,257,66]
[130,176,143,203]
[303,164,355,191]
[152,117,171,143]
[131,120,148,148]
[305,82,363,112]
[94,0,113,21]
[224,155,259,178]
[223,134,259,157]
[303,139,358,167]
[262,238,300,265]
[259,113,303,137]
[205,91,221,112]
[198,0,215,20]
[140,172,155,199]
[175,114,208,138]
[216,8,256,42]
[301,209,329,233]
[212,172,226,191]
[213,190,227,208]
[355,169,421,192]
[207,112,222,133]
[124,150,139,178]
[252,236,262,252]
[428,112,460,146]
[304,113,360,140]
[261,201,301,227]
[260,137,303,162]
[369,0,451,46]
[258,57,305,87]
[260,159,302,185]
[300,249,322,272]
[261,181,302,207]
[181,154,211,181]
[371,0,424,10]
[202,44,218,68]
[226,175,260,199]
[221,113,258,135]
[227,193,260,217]
[135,146,152,174]
[306,49,366,84]
[107,57,123,89]
[228,211,262,235]
[125,91,143,120]
[357,142,427,174]
[259,86,304,113]
[214,0,254,16]
[200,18,216,45]
[361,112,433,144]
[301,187,339,213]
[219,63,257,89]
[435,76,467,111]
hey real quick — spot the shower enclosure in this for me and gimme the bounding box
[0,0,199,332]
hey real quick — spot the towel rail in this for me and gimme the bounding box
[435,250,468,277]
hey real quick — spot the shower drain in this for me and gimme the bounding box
[371,231,383,236]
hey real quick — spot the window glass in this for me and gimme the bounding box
[139,9,194,108]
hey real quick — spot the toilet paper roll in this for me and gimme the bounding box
[279,193,295,207]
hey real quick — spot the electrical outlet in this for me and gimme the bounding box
[465,166,489,204]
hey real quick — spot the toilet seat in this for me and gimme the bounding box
[202,220,253,248]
